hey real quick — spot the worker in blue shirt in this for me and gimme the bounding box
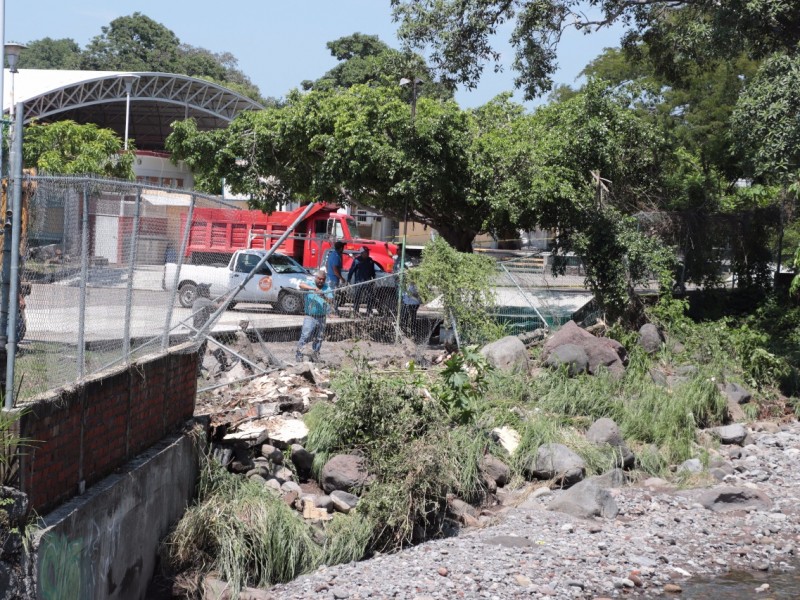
[347,246,377,316]
[296,270,333,362]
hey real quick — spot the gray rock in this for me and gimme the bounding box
[448,497,479,519]
[330,490,360,513]
[291,444,315,475]
[723,382,752,405]
[263,478,282,494]
[530,443,586,487]
[714,424,748,445]
[261,444,283,465]
[0,487,28,527]
[675,365,699,377]
[587,418,624,446]
[678,458,703,474]
[320,454,369,494]
[281,480,302,495]
[594,468,627,488]
[650,369,668,387]
[638,323,663,354]
[542,321,627,378]
[697,486,772,512]
[547,477,619,519]
[313,495,333,511]
[481,455,511,487]
[586,418,634,469]
[544,344,589,376]
[480,336,530,372]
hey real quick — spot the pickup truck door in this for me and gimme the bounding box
[229,253,280,303]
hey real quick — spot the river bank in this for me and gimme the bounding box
[262,420,800,600]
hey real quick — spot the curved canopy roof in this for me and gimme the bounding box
[2,69,263,151]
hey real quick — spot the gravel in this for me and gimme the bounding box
[264,420,800,599]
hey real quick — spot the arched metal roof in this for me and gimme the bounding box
[2,69,263,151]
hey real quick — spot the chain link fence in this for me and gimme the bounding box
[12,175,444,402]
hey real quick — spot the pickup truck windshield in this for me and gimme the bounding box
[268,254,308,274]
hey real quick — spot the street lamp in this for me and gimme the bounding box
[395,77,423,341]
[5,42,25,118]
[119,74,139,150]
[397,77,423,266]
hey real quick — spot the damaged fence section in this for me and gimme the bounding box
[11,175,443,402]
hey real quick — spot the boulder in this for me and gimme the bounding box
[713,424,748,445]
[678,458,703,474]
[723,382,752,405]
[260,444,283,464]
[586,418,623,447]
[594,468,627,488]
[638,323,663,354]
[480,336,530,372]
[586,418,635,469]
[530,443,585,488]
[291,444,315,476]
[544,344,589,376]
[697,486,771,512]
[330,490,360,514]
[320,454,369,494]
[547,477,619,519]
[541,321,626,377]
[481,455,511,487]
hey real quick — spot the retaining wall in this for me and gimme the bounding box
[34,431,202,600]
[10,345,198,514]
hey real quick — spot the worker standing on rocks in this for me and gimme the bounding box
[296,270,333,363]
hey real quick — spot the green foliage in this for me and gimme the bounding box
[23,120,135,178]
[305,364,487,552]
[167,85,485,250]
[411,237,504,343]
[432,346,491,424]
[18,37,82,69]
[392,0,800,100]
[20,12,267,104]
[167,455,321,593]
[731,53,800,182]
[303,33,452,100]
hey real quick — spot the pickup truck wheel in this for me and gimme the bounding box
[178,283,198,308]
[277,290,303,314]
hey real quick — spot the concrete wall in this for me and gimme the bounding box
[10,345,198,515]
[33,431,202,600]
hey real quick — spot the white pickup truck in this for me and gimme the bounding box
[162,249,310,313]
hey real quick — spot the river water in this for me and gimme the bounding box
[682,565,800,599]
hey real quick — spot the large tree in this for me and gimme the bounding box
[17,37,82,70]
[167,85,486,251]
[391,0,800,100]
[18,13,266,103]
[23,120,135,178]
[302,32,452,100]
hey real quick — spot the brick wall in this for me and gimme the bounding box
[11,346,197,514]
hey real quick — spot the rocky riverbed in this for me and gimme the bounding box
[260,419,800,600]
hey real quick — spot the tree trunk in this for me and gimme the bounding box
[436,225,476,253]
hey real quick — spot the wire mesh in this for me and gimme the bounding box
[14,175,440,401]
[492,252,594,332]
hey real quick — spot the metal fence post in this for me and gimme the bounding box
[162,194,194,350]
[4,104,24,407]
[78,182,90,380]
[122,187,141,359]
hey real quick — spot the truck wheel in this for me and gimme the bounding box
[277,290,303,314]
[178,283,198,308]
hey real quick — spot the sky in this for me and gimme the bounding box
[5,0,626,109]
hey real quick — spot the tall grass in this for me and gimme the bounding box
[167,456,320,594]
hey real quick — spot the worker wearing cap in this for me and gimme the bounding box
[347,246,377,316]
[296,270,334,362]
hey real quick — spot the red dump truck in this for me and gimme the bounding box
[180,202,397,272]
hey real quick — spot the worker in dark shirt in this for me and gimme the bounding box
[347,246,377,316]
